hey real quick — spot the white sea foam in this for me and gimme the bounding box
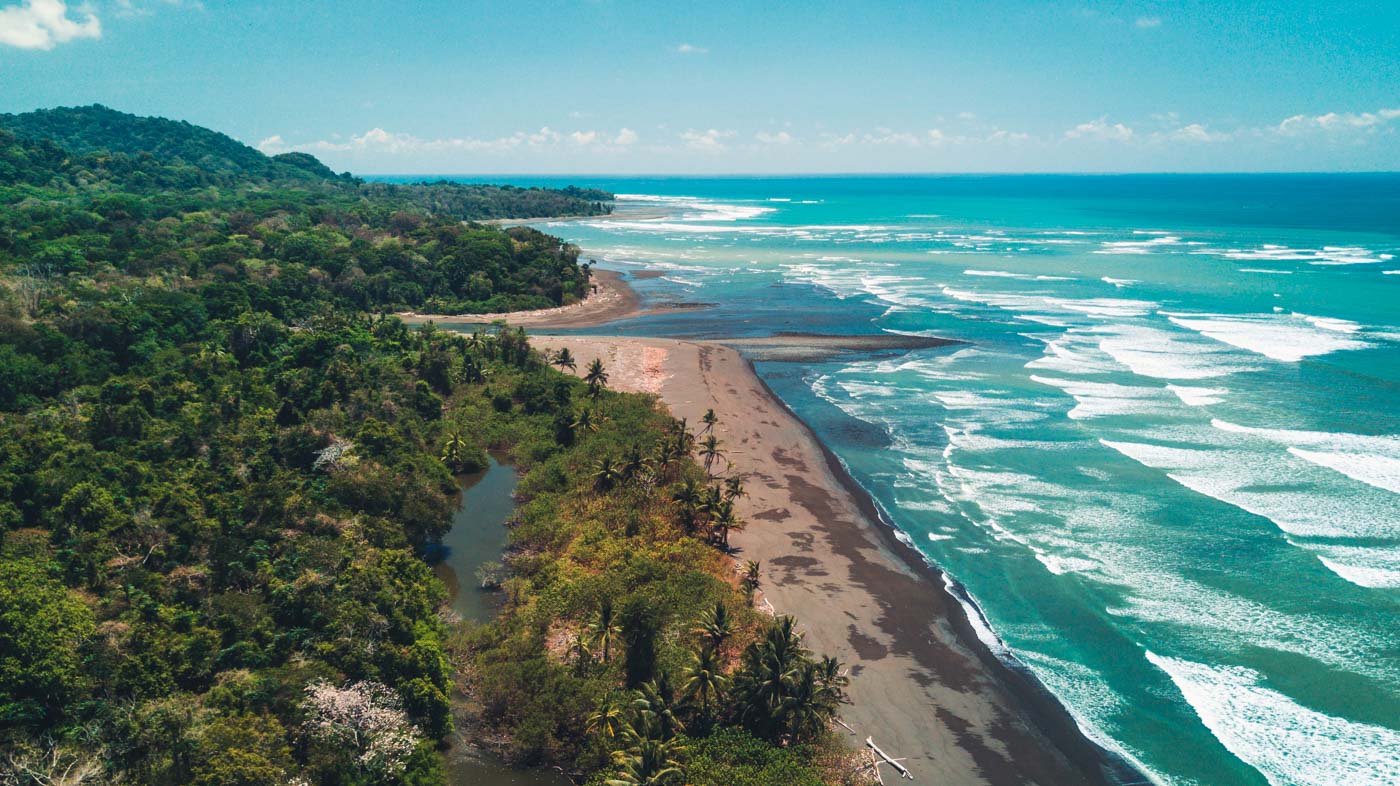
[1098,438,1399,540]
[1030,375,1177,420]
[1200,243,1388,266]
[1288,448,1400,495]
[1238,268,1294,274]
[1167,314,1372,362]
[964,269,1033,278]
[1166,384,1229,406]
[1209,418,1400,495]
[1094,324,1260,380]
[1102,276,1138,287]
[1147,652,1400,786]
[1094,236,1182,255]
[1310,543,1400,588]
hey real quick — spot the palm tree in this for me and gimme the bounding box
[440,427,470,472]
[587,693,628,739]
[552,347,577,372]
[594,457,622,493]
[722,475,746,502]
[697,435,725,476]
[700,408,719,435]
[680,645,729,722]
[584,358,609,396]
[691,600,733,652]
[573,407,599,434]
[710,499,744,550]
[816,654,850,704]
[632,672,685,740]
[740,560,762,602]
[651,440,680,483]
[621,443,649,485]
[671,479,704,536]
[605,735,686,786]
[777,661,844,742]
[589,599,620,663]
[733,615,808,742]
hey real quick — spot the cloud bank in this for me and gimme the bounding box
[0,0,100,49]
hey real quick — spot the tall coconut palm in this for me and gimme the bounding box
[593,457,622,493]
[691,600,733,653]
[710,499,744,550]
[680,645,729,722]
[440,427,470,472]
[722,475,747,502]
[589,599,620,663]
[552,347,577,372]
[573,407,599,434]
[632,672,685,740]
[740,560,762,602]
[733,615,809,742]
[700,408,719,435]
[697,435,725,476]
[584,358,609,396]
[777,660,844,743]
[587,693,628,740]
[621,443,649,485]
[670,479,705,536]
[605,735,686,786]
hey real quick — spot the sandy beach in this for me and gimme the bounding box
[531,335,1139,786]
[397,268,644,329]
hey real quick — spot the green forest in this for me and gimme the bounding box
[0,107,858,786]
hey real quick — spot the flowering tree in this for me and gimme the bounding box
[301,680,420,776]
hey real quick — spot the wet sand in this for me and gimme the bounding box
[531,335,1143,786]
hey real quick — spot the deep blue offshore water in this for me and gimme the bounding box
[378,174,1400,786]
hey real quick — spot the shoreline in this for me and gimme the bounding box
[529,335,1149,786]
[396,268,645,329]
[740,356,1149,786]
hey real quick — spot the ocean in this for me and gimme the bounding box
[388,174,1400,786]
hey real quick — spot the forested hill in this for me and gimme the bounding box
[0,104,615,219]
[0,104,340,184]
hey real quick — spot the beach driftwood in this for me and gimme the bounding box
[867,736,913,780]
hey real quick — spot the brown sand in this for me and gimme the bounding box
[532,335,1138,786]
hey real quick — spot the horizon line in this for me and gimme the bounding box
[357,170,1400,179]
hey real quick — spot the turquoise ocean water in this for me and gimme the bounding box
[394,175,1400,786]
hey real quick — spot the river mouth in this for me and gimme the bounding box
[427,456,573,786]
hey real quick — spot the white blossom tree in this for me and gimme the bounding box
[301,680,420,776]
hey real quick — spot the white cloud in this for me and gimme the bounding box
[755,130,795,145]
[674,43,707,54]
[1066,118,1134,141]
[257,135,287,155]
[863,127,921,146]
[926,129,947,145]
[266,125,648,158]
[986,129,1032,144]
[680,128,735,152]
[957,111,977,121]
[1135,16,1161,28]
[1168,123,1229,143]
[1275,108,1400,136]
[0,0,100,49]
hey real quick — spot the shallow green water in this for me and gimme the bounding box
[430,458,572,786]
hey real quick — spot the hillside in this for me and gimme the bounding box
[0,104,329,183]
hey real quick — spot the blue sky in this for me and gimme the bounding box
[2,0,1398,173]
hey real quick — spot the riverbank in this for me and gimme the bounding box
[531,335,1143,786]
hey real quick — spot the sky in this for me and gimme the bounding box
[2,0,1399,174]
